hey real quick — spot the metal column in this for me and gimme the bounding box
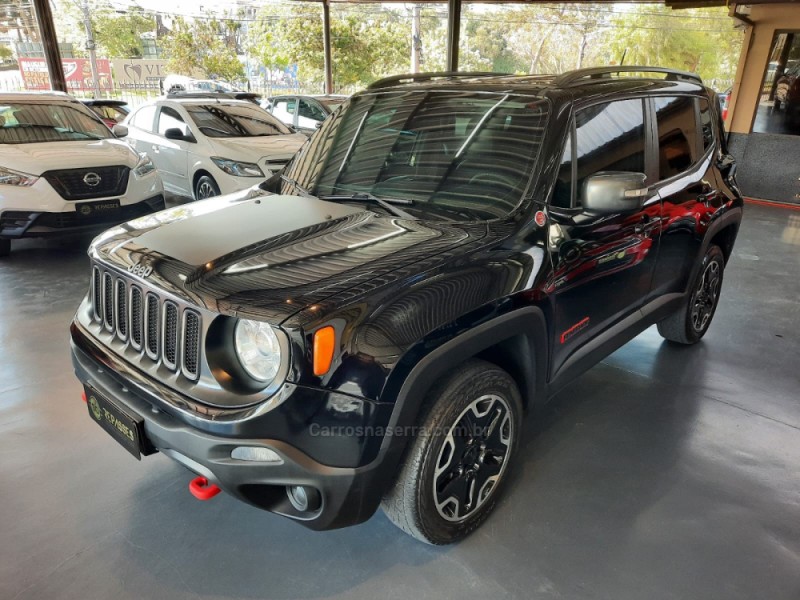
[446,0,462,72]
[32,0,67,91]
[322,0,333,94]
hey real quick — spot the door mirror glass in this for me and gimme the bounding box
[583,172,648,214]
[112,124,128,138]
[164,127,187,141]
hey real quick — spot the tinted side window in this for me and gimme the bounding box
[299,99,325,121]
[131,105,156,132]
[655,96,699,180]
[698,98,714,152]
[157,106,190,137]
[574,99,646,207]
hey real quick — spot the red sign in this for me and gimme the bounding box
[19,58,114,92]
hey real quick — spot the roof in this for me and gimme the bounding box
[162,97,259,106]
[0,91,75,102]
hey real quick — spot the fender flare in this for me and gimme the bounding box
[687,204,743,287]
[369,306,549,494]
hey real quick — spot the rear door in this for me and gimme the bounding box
[125,104,158,154]
[153,105,192,194]
[547,98,662,380]
[270,97,297,129]
[649,95,725,297]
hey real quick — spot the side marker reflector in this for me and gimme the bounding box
[313,326,336,376]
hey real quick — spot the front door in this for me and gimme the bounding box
[547,98,662,379]
[153,106,191,194]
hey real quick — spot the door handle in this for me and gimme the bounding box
[151,145,159,153]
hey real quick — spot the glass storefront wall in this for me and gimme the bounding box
[753,31,800,136]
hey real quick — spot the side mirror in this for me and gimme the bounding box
[112,124,128,138]
[583,172,648,214]
[164,127,190,141]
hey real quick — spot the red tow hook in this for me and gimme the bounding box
[189,476,221,501]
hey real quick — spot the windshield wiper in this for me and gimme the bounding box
[318,192,416,220]
[280,174,315,198]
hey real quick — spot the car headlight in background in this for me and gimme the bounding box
[234,319,282,382]
[211,157,264,178]
[0,166,38,187]
[132,153,156,178]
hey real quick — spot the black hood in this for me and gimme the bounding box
[91,190,486,324]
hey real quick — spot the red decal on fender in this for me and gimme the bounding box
[534,211,547,227]
[560,317,590,344]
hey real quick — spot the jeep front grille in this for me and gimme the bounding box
[91,266,201,380]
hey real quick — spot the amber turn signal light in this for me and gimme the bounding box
[313,326,336,376]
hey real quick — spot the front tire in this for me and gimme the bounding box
[382,359,523,544]
[194,175,220,200]
[0,238,10,257]
[657,244,725,344]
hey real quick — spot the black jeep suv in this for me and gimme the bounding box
[70,66,743,544]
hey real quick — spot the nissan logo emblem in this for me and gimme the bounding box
[83,172,102,187]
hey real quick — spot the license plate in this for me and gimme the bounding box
[76,199,120,219]
[85,385,146,459]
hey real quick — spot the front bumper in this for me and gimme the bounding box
[70,333,393,531]
[1,194,165,239]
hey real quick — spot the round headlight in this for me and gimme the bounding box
[234,319,282,382]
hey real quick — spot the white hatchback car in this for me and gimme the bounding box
[0,92,164,257]
[119,97,307,200]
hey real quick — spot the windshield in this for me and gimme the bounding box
[0,102,112,144]
[289,91,549,220]
[186,103,292,137]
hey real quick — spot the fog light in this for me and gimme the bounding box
[230,446,283,463]
[287,485,321,512]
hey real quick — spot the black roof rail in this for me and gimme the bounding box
[367,71,508,90]
[166,91,261,103]
[554,66,703,87]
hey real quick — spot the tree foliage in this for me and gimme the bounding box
[161,17,244,81]
[251,4,409,89]
[92,8,154,59]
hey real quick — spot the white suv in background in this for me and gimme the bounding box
[119,97,307,200]
[0,92,164,257]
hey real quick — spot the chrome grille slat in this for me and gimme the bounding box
[182,311,201,380]
[92,267,102,321]
[130,286,143,350]
[145,293,159,360]
[88,265,201,382]
[115,279,128,340]
[162,301,178,369]
[103,273,114,331]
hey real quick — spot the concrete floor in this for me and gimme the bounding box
[1,202,799,600]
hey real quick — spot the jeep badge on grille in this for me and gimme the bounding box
[128,262,153,278]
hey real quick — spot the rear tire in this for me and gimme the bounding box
[0,238,10,257]
[657,244,725,344]
[194,175,220,200]
[382,359,523,544]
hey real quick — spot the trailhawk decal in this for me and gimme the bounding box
[560,317,590,344]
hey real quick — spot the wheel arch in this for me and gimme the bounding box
[709,222,739,263]
[370,306,549,497]
[192,169,215,198]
